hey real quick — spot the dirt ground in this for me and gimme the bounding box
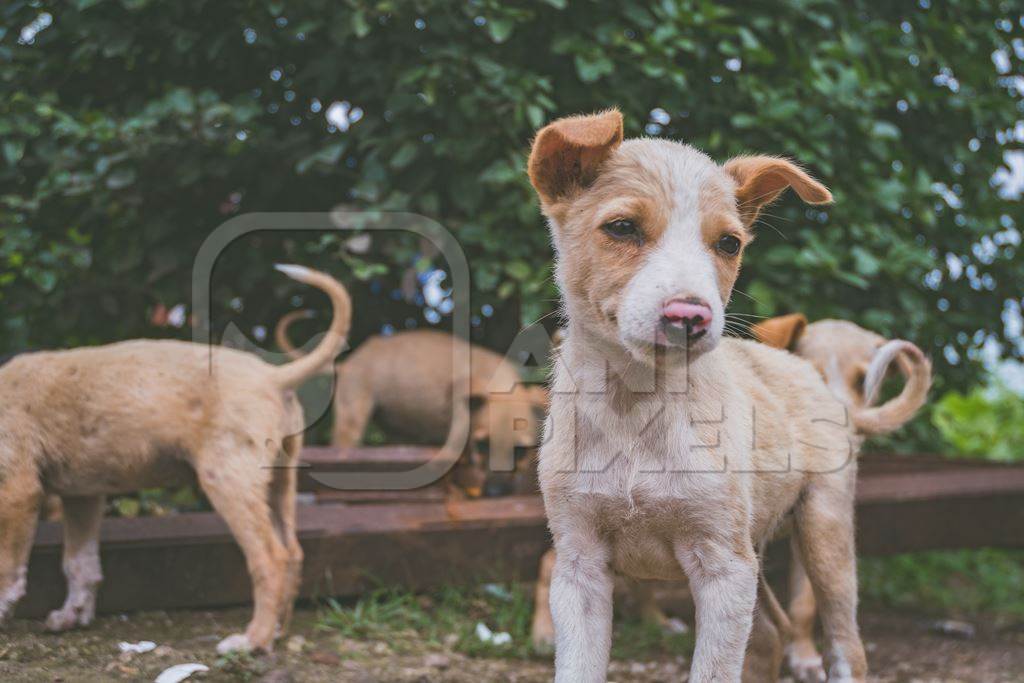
[2,606,1022,682]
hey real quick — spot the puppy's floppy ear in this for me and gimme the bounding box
[724,156,832,227]
[528,109,624,205]
[752,313,808,351]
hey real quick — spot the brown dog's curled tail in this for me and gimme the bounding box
[835,340,932,435]
[271,264,352,389]
[274,308,316,361]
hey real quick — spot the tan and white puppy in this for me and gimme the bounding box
[529,110,867,682]
[754,313,931,682]
[531,316,933,669]
[0,265,350,654]
[276,321,546,496]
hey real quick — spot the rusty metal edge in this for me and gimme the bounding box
[19,458,1024,619]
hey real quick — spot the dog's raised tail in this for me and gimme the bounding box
[847,340,932,435]
[271,264,351,389]
[274,308,316,361]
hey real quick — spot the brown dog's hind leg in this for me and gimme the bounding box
[330,367,374,449]
[197,447,289,654]
[0,463,43,626]
[743,576,788,683]
[269,434,304,636]
[530,548,556,652]
[794,483,867,682]
[786,537,826,682]
[46,496,105,632]
[632,579,688,634]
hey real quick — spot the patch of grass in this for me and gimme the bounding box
[214,650,270,681]
[612,619,694,661]
[318,583,535,659]
[860,548,1024,619]
[317,583,694,662]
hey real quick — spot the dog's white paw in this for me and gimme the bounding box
[0,570,27,627]
[45,606,93,632]
[216,633,254,655]
[786,645,826,683]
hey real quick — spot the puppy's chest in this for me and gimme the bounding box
[565,399,717,500]
[596,497,697,580]
[551,400,734,580]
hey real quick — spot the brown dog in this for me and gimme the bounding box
[0,265,351,654]
[753,313,931,682]
[276,319,546,496]
[529,109,869,681]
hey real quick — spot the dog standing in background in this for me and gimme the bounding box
[276,319,547,497]
[753,313,931,681]
[0,265,350,654]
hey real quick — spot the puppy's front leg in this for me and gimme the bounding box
[678,540,759,683]
[550,536,614,683]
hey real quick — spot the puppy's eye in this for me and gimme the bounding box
[716,234,741,255]
[602,219,641,242]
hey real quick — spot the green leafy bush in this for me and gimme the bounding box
[933,381,1024,461]
[860,549,1024,618]
[2,1,1021,452]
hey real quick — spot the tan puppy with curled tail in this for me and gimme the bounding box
[753,313,931,682]
[0,265,350,654]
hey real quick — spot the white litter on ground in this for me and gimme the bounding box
[154,663,210,683]
[475,621,512,646]
[118,640,157,654]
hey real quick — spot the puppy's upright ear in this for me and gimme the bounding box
[528,109,624,205]
[752,313,808,351]
[724,156,832,227]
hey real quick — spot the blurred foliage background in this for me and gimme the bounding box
[2,0,1023,457]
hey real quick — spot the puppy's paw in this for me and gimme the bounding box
[786,642,826,683]
[0,570,27,627]
[216,633,254,655]
[45,605,93,632]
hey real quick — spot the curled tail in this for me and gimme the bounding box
[272,265,352,389]
[829,339,932,435]
[274,308,315,361]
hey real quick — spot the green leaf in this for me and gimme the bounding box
[352,11,370,38]
[487,19,515,44]
[526,105,546,129]
[390,143,418,169]
[871,121,901,140]
[505,261,531,280]
[574,54,614,83]
[2,140,24,165]
[105,168,136,190]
